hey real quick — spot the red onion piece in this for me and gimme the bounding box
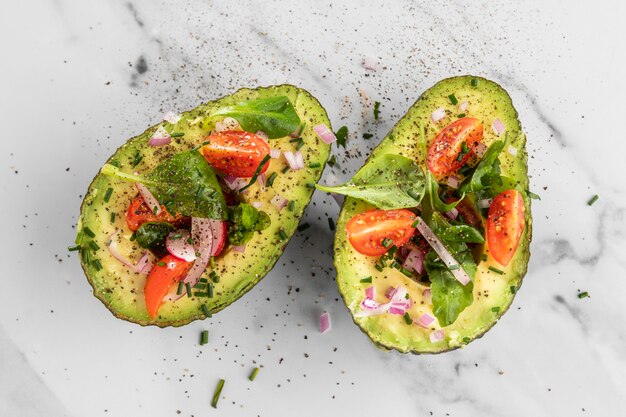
[508,145,518,157]
[475,142,487,158]
[148,126,171,147]
[431,107,446,123]
[319,312,331,333]
[294,151,305,169]
[135,183,161,215]
[106,231,152,273]
[222,175,249,192]
[444,207,459,220]
[365,286,375,299]
[251,201,263,209]
[422,288,432,303]
[255,130,269,142]
[403,248,425,275]
[362,57,378,71]
[446,175,460,189]
[356,285,412,317]
[313,124,337,144]
[257,173,266,191]
[417,313,435,328]
[459,101,469,112]
[215,117,240,132]
[209,220,226,257]
[231,245,246,253]
[271,194,288,211]
[492,118,505,136]
[413,216,471,286]
[283,151,304,170]
[182,218,214,288]
[165,230,197,262]
[429,329,445,343]
[270,149,281,159]
[162,111,181,124]
[478,198,493,209]
[136,252,153,274]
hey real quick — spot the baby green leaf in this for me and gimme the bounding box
[315,154,426,209]
[209,96,301,139]
[135,222,175,257]
[438,224,485,244]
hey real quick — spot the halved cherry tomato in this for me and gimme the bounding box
[144,254,193,319]
[201,131,270,178]
[427,117,483,176]
[125,196,189,232]
[486,190,525,266]
[346,209,416,256]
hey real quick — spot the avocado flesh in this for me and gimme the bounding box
[78,85,331,326]
[334,76,532,353]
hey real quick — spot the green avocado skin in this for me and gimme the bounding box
[78,85,331,327]
[334,76,532,354]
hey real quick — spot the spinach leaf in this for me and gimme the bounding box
[425,212,477,326]
[335,126,348,148]
[227,203,271,246]
[135,222,175,257]
[439,224,485,244]
[209,96,301,139]
[315,154,426,209]
[102,150,227,220]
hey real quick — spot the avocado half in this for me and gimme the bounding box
[334,76,532,353]
[78,85,331,326]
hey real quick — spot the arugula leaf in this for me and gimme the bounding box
[425,213,477,326]
[315,154,426,209]
[373,101,381,120]
[209,96,300,139]
[227,203,271,245]
[102,150,227,220]
[335,126,348,148]
[438,224,485,244]
[135,222,175,257]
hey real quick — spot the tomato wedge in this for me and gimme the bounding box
[125,196,189,232]
[486,189,525,266]
[144,254,193,319]
[346,209,416,256]
[201,130,271,178]
[427,117,483,176]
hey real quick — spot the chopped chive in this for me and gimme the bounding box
[488,266,504,275]
[91,259,102,271]
[170,131,184,137]
[200,277,208,283]
[287,200,296,212]
[83,227,96,238]
[210,271,220,283]
[448,94,458,105]
[201,140,210,146]
[177,281,184,295]
[587,194,599,206]
[335,126,348,147]
[411,219,419,228]
[209,256,215,269]
[362,133,373,139]
[375,264,384,272]
[265,172,278,187]
[103,187,113,203]
[491,306,501,313]
[88,240,100,251]
[481,254,488,262]
[67,245,81,252]
[193,283,207,290]
[200,330,209,345]
[390,260,400,269]
[185,282,192,298]
[249,367,260,381]
[157,261,166,267]
[373,101,381,120]
[278,228,288,240]
[470,78,478,87]
[211,379,225,408]
[510,286,517,294]
[305,182,315,189]
[281,165,290,174]
[382,238,393,248]
[577,291,590,299]
[457,113,466,118]
[153,206,159,215]
[297,223,310,232]
[386,245,398,256]
[463,336,471,343]
[131,152,143,168]
[360,276,372,283]
[240,154,272,192]
[110,212,116,223]
[448,264,460,270]
[400,267,413,277]
[403,312,413,325]
[296,140,305,151]
[328,218,335,231]
[308,162,321,168]
[289,137,302,143]
[527,190,541,200]
[129,232,136,242]
[327,155,337,167]
[201,304,212,317]
[207,282,214,298]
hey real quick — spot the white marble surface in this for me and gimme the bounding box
[1,0,625,416]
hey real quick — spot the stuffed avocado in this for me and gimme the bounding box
[318,76,532,353]
[75,85,332,326]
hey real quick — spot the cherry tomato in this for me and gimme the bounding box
[125,196,189,232]
[346,209,416,256]
[486,189,525,266]
[201,130,270,178]
[427,117,483,176]
[144,254,193,319]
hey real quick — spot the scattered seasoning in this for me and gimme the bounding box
[110,212,116,223]
[587,194,599,206]
[297,223,310,232]
[185,282,192,298]
[578,291,590,299]
[249,367,260,381]
[308,162,321,168]
[488,266,504,275]
[157,261,166,267]
[328,218,335,231]
[201,304,212,318]
[360,276,372,283]
[287,200,296,212]
[240,154,271,192]
[491,306,501,313]
[373,101,381,120]
[67,245,81,252]
[103,187,113,203]
[448,94,458,105]
[211,379,225,409]
[510,285,517,294]
[327,155,337,167]
[88,240,100,251]
[481,254,488,262]
[83,227,96,238]
[470,78,479,87]
[403,312,413,325]
[278,228,288,241]
[265,172,278,187]
[362,133,373,139]
[170,131,185,137]
[176,281,184,296]
[200,330,209,345]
